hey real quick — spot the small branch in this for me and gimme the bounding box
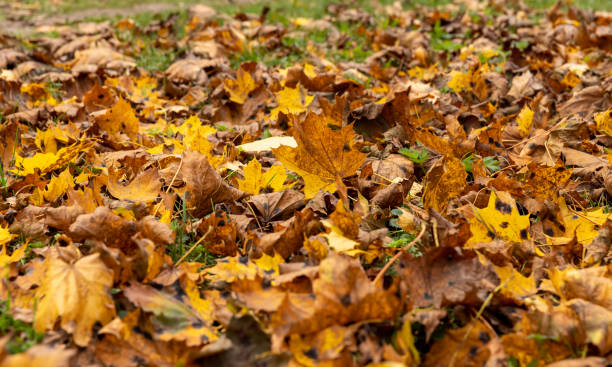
[373,223,427,285]
[175,225,212,266]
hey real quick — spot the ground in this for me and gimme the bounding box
[1,0,612,366]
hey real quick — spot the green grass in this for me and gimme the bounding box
[0,301,43,354]
[166,199,218,266]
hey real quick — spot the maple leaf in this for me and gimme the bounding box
[42,168,73,202]
[0,226,16,246]
[594,109,612,136]
[180,150,246,217]
[223,67,256,104]
[422,156,466,214]
[12,140,94,177]
[0,345,75,367]
[447,69,472,92]
[269,84,314,121]
[34,246,115,346]
[97,310,194,367]
[466,191,530,246]
[107,166,162,203]
[0,241,26,277]
[123,280,218,346]
[95,98,140,139]
[272,112,366,199]
[237,158,293,195]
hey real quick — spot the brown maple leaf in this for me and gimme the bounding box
[273,111,366,199]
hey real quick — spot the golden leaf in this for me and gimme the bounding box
[35,247,115,346]
[43,168,73,202]
[321,220,359,252]
[123,280,217,346]
[516,105,534,137]
[447,70,472,92]
[223,67,256,104]
[269,84,314,121]
[177,115,219,166]
[273,112,366,199]
[494,265,536,300]
[558,198,612,245]
[237,158,292,195]
[467,191,530,246]
[107,167,162,203]
[12,141,94,177]
[594,109,612,136]
[95,98,139,138]
[0,345,75,367]
[422,156,466,214]
[0,226,15,246]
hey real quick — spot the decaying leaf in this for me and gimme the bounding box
[180,150,246,217]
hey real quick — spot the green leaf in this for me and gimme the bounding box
[399,148,429,165]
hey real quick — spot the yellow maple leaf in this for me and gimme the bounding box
[107,166,162,203]
[206,252,283,284]
[123,280,217,346]
[237,158,293,195]
[447,70,472,92]
[558,198,612,245]
[467,191,530,246]
[223,67,256,104]
[0,226,15,246]
[177,115,221,166]
[95,98,139,138]
[594,109,612,136]
[269,84,314,121]
[272,112,366,199]
[43,168,73,202]
[321,220,359,252]
[12,140,94,176]
[517,105,534,137]
[35,128,58,154]
[494,265,536,300]
[35,247,115,346]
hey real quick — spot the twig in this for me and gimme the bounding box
[153,155,183,217]
[373,223,427,285]
[432,218,439,247]
[244,199,263,232]
[175,225,212,266]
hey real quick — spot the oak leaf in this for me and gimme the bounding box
[272,112,366,199]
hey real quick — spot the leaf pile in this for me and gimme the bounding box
[1,1,612,366]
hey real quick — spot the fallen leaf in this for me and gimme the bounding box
[273,112,366,198]
[35,246,115,346]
